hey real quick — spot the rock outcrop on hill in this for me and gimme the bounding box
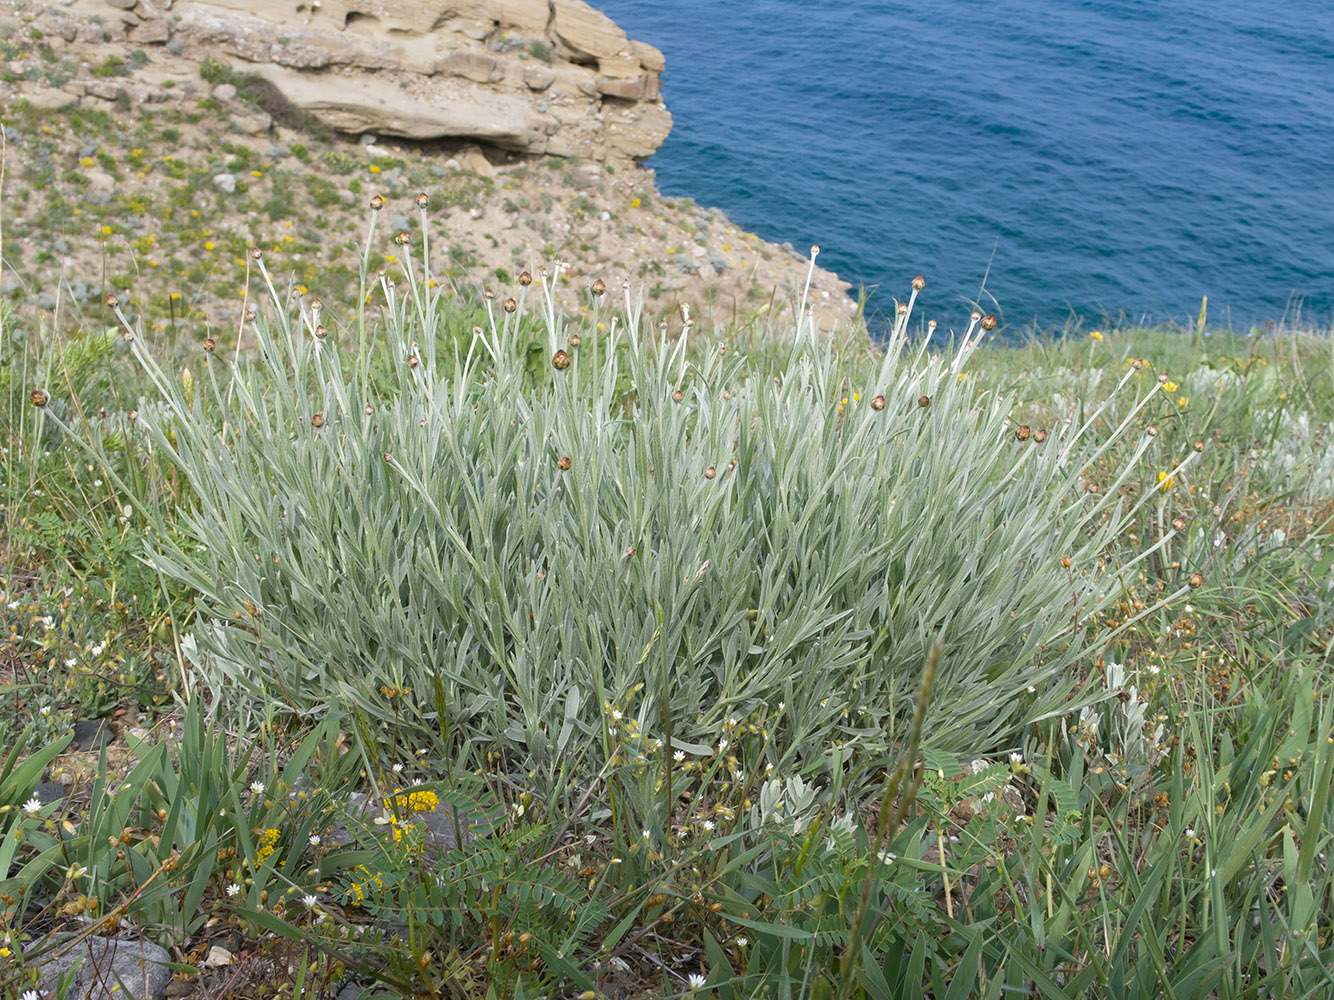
[39,0,672,160]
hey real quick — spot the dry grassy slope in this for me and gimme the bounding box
[0,4,860,345]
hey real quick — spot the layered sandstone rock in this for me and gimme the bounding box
[40,0,672,160]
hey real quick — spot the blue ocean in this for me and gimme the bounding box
[593,0,1334,334]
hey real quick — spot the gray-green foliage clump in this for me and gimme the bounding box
[104,233,1189,791]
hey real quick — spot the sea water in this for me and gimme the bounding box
[594,0,1334,334]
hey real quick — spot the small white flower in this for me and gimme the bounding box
[40,705,51,717]
[226,883,241,897]
[66,864,88,879]
[23,795,42,815]
[1027,685,1037,693]
[674,750,685,762]
[717,738,728,752]
[22,990,42,1000]
[1184,604,1194,613]
[777,701,785,711]
[93,479,102,487]
[701,819,715,832]
[1185,827,1195,838]
[91,643,105,656]
[735,936,748,947]
[6,601,18,610]
[41,616,54,629]
[308,834,321,846]
[391,763,404,773]
[688,973,707,990]
[64,658,76,667]
[1148,664,1161,675]
[303,894,319,908]
[611,709,623,720]
[250,781,265,796]
[416,748,428,756]
[1009,752,1024,764]
[642,829,651,840]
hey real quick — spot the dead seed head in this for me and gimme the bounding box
[871,394,886,410]
[121,330,134,343]
[105,293,119,308]
[406,354,420,368]
[311,413,325,428]
[310,298,323,312]
[897,301,908,315]
[1172,517,1187,531]
[1086,481,1100,493]
[1157,373,1169,384]
[202,337,216,352]
[364,405,374,416]
[671,389,684,403]
[29,389,49,408]
[971,310,982,323]
[245,308,256,321]
[981,314,998,331]
[383,452,393,463]
[1061,555,1072,569]
[591,279,606,296]
[518,270,532,286]
[315,325,329,340]
[704,466,717,479]
[250,247,262,260]
[1193,440,1205,452]
[928,319,938,331]
[1188,573,1204,588]
[416,192,429,209]
[552,349,571,371]
[503,297,517,313]
[1146,424,1158,437]
[1132,358,1145,370]
[918,395,931,408]
[567,334,581,348]
[911,275,926,291]
[370,194,385,211]
[1015,424,1031,441]
[1033,428,1048,443]
[626,546,637,557]
[557,456,572,471]
[810,244,820,257]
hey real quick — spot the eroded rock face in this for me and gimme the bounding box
[43,0,671,160]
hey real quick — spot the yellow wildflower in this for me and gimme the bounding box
[1162,381,1178,393]
[1177,396,1189,409]
[393,789,440,813]
[253,827,280,866]
[1158,471,1174,492]
[1090,330,1103,340]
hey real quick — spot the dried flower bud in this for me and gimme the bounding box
[1188,573,1203,588]
[311,413,325,428]
[1172,517,1186,531]
[1157,373,1169,384]
[1015,424,1031,441]
[395,232,411,247]
[568,334,581,348]
[245,308,256,321]
[310,298,323,312]
[364,405,374,416]
[810,244,820,257]
[370,194,385,211]
[591,279,606,296]
[250,247,263,260]
[29,389,49,407]
[416,192,429,209]
[1033,428,1048,443]
[981,314,997,331]
[626,546,637,557]
[672,389,684,403]
[557,456,572,471]
[970,310,982,324]
[518,270,532,286]
[897,301,909,315]
[406,354,420,368]
[552,349,571,371]
[121,330,134,343]
[704,466,716,479]
[503,297,517,313]
[1193,440,1205,452]
[473,325,483,336]
[911,275,925,291]
[918,395,930,408]
[1086,481,1100,493]
[869,394,886,410]
[202,337,216,352]
[1060,555,1072,569]
[1146,424,1158,437]
[105,293,119,308]
[383,452,393,463]
[1132,358,1145,370]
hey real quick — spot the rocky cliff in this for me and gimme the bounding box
[39,0,672,161]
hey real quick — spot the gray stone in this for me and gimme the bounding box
[388,214,412,233]
[72,718,112,751]
[129,18,170,43]
[709,253,730,271]
[104,0,138,8]
[210,82,237,102]
[35,781,66,805]
[229,107,272,135]
[23,89,79,111]
[211,173,237,193]
[572,164,601,190]
[86,81,127,102]
[36,933,172,1000]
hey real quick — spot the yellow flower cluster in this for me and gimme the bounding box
[394,789,440,813]
[346,864,384,905]
[253,827,280,866]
